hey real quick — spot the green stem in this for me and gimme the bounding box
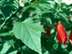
[0,7,23,29]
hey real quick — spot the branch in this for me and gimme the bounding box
[0,7,23,29]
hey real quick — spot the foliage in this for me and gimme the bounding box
[0,0,72,54]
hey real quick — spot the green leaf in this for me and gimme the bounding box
[39,3,53,9]
[58,12,70,24]
[61,44,68,49]
[51,29,55,34]
[67,30,71,36]
[4,4,18,9]
[43,51,49,54]
[0,42,11,54]
[57,0,62,4]
[9,50,17,54]
[0,32,10,36]
[59,12,67,19]
[34,10,51,18]
[23,0,29,3]
[61,8,70,15]
[69,51,72,54]
[7,39,15,49]
[22,1,51,13]
[13,18,45,54]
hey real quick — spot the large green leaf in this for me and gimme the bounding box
[13,18,45,54]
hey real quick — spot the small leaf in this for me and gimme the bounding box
[7,39,15,49]
[0,32,10,37]
[9,50,17,54]
[43,51,49,54]
[0,42,11,54]
[69,51,72,54]
[57,0,62,4]
[4,4,18,9]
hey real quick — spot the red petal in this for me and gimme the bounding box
[69,30,72,45]
[45,29,50,35]
[57,22,68,44]
[35,0,39,1]
[57,31,62,43]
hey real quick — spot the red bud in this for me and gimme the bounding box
[45,29,50,35]
[69,30,72,45]
[57,22,68,44]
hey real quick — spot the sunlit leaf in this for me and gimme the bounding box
[13,18,45,54]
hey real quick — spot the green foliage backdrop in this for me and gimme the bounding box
[0,0,72,54]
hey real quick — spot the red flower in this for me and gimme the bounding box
[69,30,72,45]
[57,22,68,44]
[35,0,39,1]
[45,29,50,35]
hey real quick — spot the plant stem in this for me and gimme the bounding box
[0,6,23,29]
